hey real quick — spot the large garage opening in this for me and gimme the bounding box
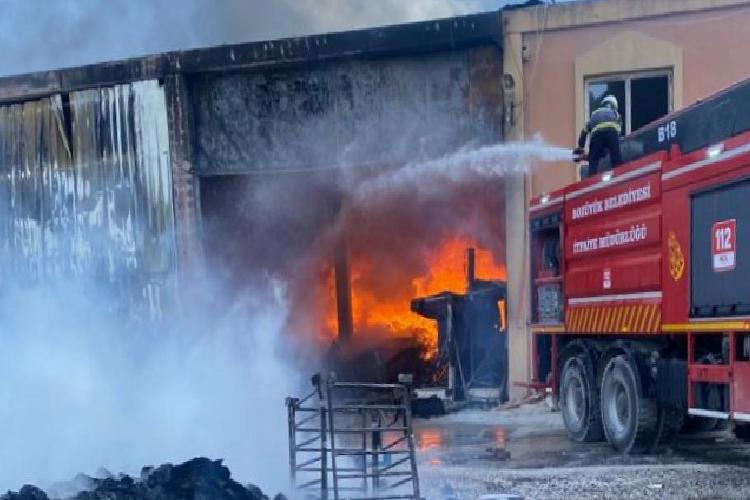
[189,39,510,397]
[200,166,507,386]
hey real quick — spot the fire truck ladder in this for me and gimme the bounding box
[287,374,422,500]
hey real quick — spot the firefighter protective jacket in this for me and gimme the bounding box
[578,106,622,148]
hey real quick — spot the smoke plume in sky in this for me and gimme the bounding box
[0,0,518,77]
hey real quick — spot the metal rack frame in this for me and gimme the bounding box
[287,374,422,500]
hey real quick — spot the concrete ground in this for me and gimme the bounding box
[414,401,750,499]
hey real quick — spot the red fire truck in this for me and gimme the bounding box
[528,77,750,453]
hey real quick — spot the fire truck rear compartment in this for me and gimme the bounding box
[691,177,750,317]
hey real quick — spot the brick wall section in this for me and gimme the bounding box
[165,73,204,283]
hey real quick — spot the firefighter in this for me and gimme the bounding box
[575,95,623,177]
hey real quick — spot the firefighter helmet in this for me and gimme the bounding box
[602,95,618,110]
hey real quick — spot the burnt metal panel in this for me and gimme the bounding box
[178,12,501,74]
[0,96,75,281]
[0,56,170,105]
[0,11,501,104]
[411,281,507,400]
[0,80,175,319]
[190,46,503,175]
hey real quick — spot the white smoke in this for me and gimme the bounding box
[0,0,509,77]
[0,1,572,495]
[0,278,302,494]
[0,137,569,494]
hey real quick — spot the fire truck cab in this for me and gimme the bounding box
[529,76,750,452]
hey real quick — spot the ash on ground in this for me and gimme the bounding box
[416,401,750,499]
[1,458,286,500]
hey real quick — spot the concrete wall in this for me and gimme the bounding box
[188,46,503,175]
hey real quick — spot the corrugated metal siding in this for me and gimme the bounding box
[0,80,175,319]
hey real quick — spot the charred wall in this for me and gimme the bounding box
[192,44,507,347]
[165,74,204,285]
[0,11,506,327]
[189,45,504,175]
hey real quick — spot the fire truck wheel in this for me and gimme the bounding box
[560,354,603,442]
[600,355,658,453]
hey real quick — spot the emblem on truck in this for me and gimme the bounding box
[668,231,685,281]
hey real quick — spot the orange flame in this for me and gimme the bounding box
[417,428,443,451]
[323,236,505,359]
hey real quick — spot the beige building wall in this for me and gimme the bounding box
[502,0,750,397]
[513,0,750,196]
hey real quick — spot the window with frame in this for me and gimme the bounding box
[585,70,672,136]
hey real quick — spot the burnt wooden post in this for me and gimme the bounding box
[334,235,354,342]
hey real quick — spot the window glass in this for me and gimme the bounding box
[587,80,626,135]
[586,71,671,136]
[631,75,670,132]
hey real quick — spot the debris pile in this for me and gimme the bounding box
[1,458,285,500]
